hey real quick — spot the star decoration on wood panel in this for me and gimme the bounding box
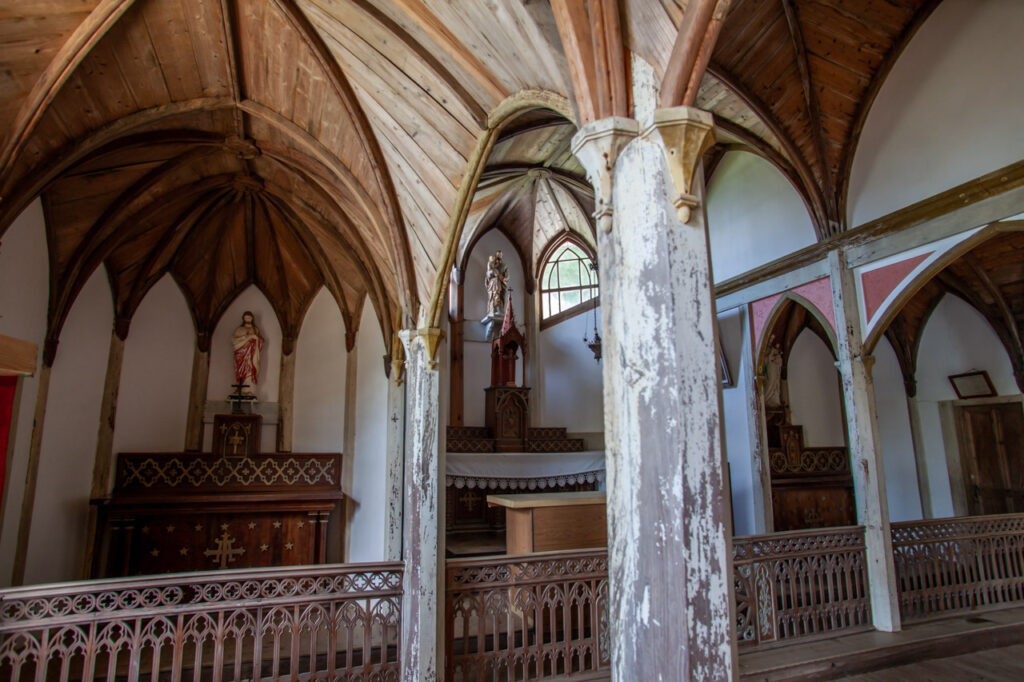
[273,521,282,528]
[149,549,159,557]
[260,544,269,552]
[179,548,189,556]
[166,525,175,532]
[194,523,203,531]
[285,542,294,550]
[248,522,256,529]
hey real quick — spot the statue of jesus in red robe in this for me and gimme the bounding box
[232,311,263,396]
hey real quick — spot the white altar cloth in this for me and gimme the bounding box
[446,451,605,490]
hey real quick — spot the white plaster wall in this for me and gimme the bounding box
[873,337,923,522]
[914,294,1018,517]
[207,287,282,450]
[849,0,1024,226]
[0,200,49,586]
[537,307,603,432]
[787,330,845,447]
[293,288,347,452]
[112,276,193,453]
[706,151,817,283]
[718,308,755,536]
[349,301,387,563]
[463,230,525,426]
[24,268,113,585]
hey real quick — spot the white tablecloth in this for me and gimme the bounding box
[446,451,605,490]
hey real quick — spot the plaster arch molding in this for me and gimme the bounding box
[859,222,1009,353]
[750,279,836,369]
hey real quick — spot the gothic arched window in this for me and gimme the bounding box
[540,240,598,320]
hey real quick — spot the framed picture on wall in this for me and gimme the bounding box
[948,370,997,399]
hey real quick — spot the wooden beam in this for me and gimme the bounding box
[781,0,834,229]
[0,334,37,376]
[681,0,732,107]
[217,0,246,136]
[0,98,234,238]
[0,0,140,191]
[660,0,718,108]
[715,160,1024,299]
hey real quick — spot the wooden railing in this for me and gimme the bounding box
[733,526,871,647]
[0,563,402,682]
[893,513,1024,622]
[446,550,609,681]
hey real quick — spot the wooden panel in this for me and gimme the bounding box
[532,504,606,552]
[505,508,534,554]
[0,334,38,376]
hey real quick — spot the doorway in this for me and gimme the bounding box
[954,400,1024,515]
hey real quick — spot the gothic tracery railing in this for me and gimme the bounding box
[0,563,402,682]
[446,550,609,681]
[893,513,1024,622]
[732,526,871,647]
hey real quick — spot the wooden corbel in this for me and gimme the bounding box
[645,107,715,225]
[571,117,639,233]
[418,327,445,371]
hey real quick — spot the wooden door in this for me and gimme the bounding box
[956,402,1024,515]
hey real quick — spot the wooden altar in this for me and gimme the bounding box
[92,420,343,577]
[487,491,607,554]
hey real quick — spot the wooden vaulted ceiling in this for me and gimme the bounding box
[0,0,953,358]
[457,109,596,293]
[884,229,1024,395]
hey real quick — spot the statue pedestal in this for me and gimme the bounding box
[484,386,530,452]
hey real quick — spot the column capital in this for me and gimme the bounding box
[642,106,715,225]
[571,116,639,232]
[399,327,445,370]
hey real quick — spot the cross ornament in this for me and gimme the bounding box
[203,531,246,569]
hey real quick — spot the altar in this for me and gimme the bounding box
[487,491,607,554]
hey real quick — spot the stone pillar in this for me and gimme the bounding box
[384,361,406,562]
[82,329,127,576]
[399,328,444,681]
[277,343,296,452]
[829,249,901,632]
[184,343,210,451]
[573,108,736,681]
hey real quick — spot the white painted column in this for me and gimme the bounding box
[399,328,443,681]
[384,367,405,562]
[829,249,901,632]
[905,395,933,519]
[11,361,52,586]
[574,108,736,681]
[743,316,773,534]
[340,344,358,562]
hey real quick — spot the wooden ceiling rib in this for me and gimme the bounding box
[0,0,968,358]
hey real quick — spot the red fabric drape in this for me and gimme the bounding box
[0,376,16,505]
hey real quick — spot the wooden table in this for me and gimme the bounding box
[487,491,607,554]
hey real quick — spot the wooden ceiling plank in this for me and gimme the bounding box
[180,0,232,98]
[138,0,204,102]
[0,0,138,185]
[781,0,833,223]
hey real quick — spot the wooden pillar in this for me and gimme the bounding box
[829,249,901,632]
[384,367,406,561]
[448,274,464,426]
[905,395,933,519]
[399,327,444,681]
[744,316,774,534]
[184,343,210,451]
[573,108,736,681]
[82,328,127,577]
[10,361,52,586]
[340,340,358,561]
[277,341,296,453]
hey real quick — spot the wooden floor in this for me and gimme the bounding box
[740,605,1024,681]
[840,643,1024,680]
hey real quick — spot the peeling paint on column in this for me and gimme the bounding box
[829,250,902,633]
[576,113,736,681]
[398,329,440,681]
[384,376,405,562]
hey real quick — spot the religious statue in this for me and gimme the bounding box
[763,339,784,408]
[232,311,263,396]
[482,250,510,340]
